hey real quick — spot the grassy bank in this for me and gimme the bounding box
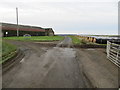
[1,42,17,64]
[68,36,82,45]
[3,36,64,42]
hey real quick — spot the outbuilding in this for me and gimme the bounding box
[1,22,54,37]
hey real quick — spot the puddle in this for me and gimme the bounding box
[86,48,95,50]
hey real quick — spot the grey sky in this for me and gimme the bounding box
[0,0,119,35]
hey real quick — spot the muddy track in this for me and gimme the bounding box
[2,37,118,88]
[2,37,88,88]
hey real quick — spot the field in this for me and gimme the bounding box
[3,36,64,41]
[1,42,17,64]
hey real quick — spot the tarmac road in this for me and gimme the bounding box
[2,37,118,88]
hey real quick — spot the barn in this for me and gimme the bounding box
[0,23,54,37]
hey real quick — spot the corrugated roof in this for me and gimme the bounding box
[2,26,45,32]
[1,23,46,32]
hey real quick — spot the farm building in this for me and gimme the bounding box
[0,23,54,37]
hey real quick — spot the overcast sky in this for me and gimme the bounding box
[0,0,119,35]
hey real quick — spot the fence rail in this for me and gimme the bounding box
[106,41,120,67]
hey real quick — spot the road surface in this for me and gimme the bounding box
[3,37,86,88]
[2,37,118,88]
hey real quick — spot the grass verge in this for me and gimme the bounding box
[3,36,64,42]
[68,36,82,45]
[1,42,17,64]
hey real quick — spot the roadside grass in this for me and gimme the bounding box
[1,41,17,64]
[3,36,64,42]
[68,36,82,45]
[69,35,107,46]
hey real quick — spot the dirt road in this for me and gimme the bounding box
[3,37,86,88]
[57,36,73,47]
[76,48,118,88]
[2,37,118,88]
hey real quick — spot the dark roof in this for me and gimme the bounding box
[1,23,53,32]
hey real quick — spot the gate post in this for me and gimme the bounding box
[106,41,111,58]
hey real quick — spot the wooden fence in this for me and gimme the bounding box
[106,41,120,67]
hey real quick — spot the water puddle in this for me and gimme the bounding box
[85,48,95,50]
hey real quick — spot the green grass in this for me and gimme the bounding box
[68,36,82,45]
[1,42,17,64]
[3,36,64,42]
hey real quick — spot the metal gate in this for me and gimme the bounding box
[106,41,120,67]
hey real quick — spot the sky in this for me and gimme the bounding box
[0,0,119,35]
